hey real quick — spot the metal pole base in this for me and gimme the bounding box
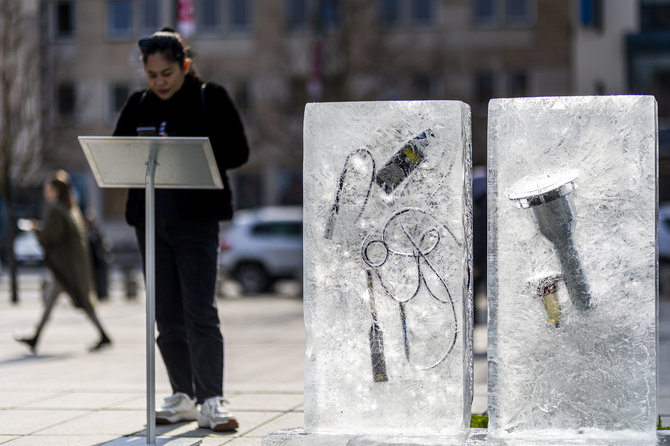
[103,436,202,445]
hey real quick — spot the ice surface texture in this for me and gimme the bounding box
[303,101,473,437]
[487,96,658,441]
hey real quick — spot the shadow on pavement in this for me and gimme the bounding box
[0,351,73,366]
[96,422,237,446]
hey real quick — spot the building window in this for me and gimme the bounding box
[506,71,527,97]
[473,71,527,109]
[230,0,252,31]
[473,0,532,27]
[286,0,308,30]
[108,0,133,37]
[580,0,602,28]
[379,0,401,26]
[473,0,497,25]
[505,0,531,25]
[474,72,495,107]
[109,83,130,122]
[318,0,340,30]
[411,0,434,26]
[57,83,76,118]
[140,0,160,34]
[411,73,433,99]
[378,0,435,28]
[641,0,670,31]
[286,0,339,31]
[55,0,75,39]
[197,0,220,32]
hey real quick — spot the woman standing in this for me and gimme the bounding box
[15,170,112,353]
[113,28,249,431]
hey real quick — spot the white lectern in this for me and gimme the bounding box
[79,136,223,446]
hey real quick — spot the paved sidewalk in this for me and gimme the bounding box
[3,270,665,445]
[0,271,489,445]
[0,272,306,445]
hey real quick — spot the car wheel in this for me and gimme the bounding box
[235,262,272,295]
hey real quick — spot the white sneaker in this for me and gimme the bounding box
[155,393,198,424]
[197,396,239,431]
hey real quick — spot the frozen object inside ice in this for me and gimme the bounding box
[509,170,591,311]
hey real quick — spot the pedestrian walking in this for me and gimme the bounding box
[113,27,249,431]
[14,170,113,354]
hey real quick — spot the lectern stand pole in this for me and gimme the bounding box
[145,147,157,445]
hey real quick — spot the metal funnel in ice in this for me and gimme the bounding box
[509,171,592,311]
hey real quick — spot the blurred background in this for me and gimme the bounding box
[1,0,670,303]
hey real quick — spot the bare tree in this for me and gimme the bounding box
[0,0,44,303]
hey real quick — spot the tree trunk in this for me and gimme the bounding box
[2,176,18,304]
[7,202,18,304]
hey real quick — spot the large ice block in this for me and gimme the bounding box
[487,96,658,443]
[301,101,473,440]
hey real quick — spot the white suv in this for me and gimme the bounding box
[219,206,302,294]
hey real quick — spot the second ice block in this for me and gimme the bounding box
[488,96,658,442]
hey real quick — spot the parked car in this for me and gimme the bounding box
[14,231,44,265]
[219,206,302,294]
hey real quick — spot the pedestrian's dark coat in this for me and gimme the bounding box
[37,203,96,310]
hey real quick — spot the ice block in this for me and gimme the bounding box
[487,96,658,443]
[299,101,473,441]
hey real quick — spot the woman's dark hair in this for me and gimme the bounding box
[138,27,191,65]
[47,170,75,208]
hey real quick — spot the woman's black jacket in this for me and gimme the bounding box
[113,75,249,226]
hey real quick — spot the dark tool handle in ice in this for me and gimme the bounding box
[366,269,388,382]
[375,130,432,194]
[369,323,388,382]
[553,236,592,311]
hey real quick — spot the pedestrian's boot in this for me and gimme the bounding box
[89,333,112,352]
[14,334,38,355]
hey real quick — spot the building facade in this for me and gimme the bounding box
[40,0,574,230]
[572,0,639,96]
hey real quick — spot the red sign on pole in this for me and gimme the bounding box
[177,0,195,37]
